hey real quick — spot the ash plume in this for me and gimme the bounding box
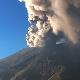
[22,0,80,47]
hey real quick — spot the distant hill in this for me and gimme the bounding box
[0,44,80,80]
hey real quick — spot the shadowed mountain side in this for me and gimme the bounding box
[0,44,80,80]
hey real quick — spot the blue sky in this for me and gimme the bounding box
[0,0,29,59]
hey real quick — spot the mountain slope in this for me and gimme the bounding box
[0,44,80,80]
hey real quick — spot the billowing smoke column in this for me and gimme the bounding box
[20,0,80,47]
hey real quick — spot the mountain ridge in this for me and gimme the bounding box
[0,44,80,80]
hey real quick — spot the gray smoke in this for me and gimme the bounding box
[20,0,80,47]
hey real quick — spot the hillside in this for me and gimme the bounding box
[0,44,80,80]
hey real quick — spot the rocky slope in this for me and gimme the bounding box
[0,44,80,80]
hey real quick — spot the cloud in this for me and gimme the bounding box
[20,0,80,47]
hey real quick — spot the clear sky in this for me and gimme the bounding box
[0,0,29,59]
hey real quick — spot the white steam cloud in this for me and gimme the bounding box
[20,0,80,47]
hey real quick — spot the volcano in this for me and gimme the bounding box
[1,0,80,80]
[0,44,80,80]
